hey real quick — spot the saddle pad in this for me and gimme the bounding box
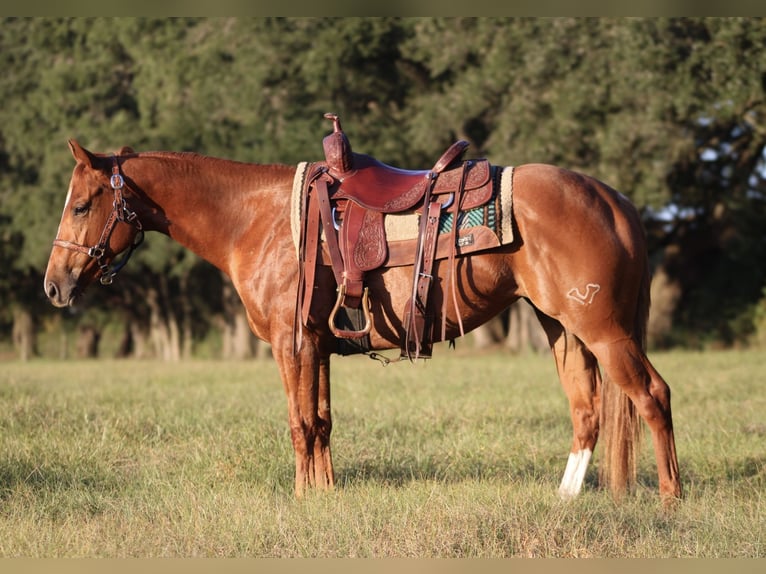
[291,162,514,258]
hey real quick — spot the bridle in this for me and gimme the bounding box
[52,156,145,285]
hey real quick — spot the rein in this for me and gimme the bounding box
[53,156,144,285]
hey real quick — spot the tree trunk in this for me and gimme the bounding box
[648,258,682,349]
[220,274,258,359]
[129,320,151,359]
[115,323,133,358]
[146,281,181,361]
[179,272,194,359]
[115,318,150,359]
[471,314,506,349]
[12,306,37,361]
[505,299,548,354]
[471,300,548,354]
[76,324,101,358]
[59,328,69,360]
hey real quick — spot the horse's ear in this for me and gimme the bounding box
[117,146,135,156]
[68,139,97,167]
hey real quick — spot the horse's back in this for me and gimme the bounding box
[512,163,644,257]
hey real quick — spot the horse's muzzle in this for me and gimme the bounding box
[44,276,78,308]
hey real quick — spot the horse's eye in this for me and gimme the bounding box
[73,203,90,216]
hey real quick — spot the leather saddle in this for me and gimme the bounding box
[298,113,494,360]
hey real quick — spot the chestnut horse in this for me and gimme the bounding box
[43,139,682,504]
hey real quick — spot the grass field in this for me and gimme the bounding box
[0,349,763,557]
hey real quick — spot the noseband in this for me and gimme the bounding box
[53,156,144,285]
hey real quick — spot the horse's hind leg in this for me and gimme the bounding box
[589,336,681,502]
[536,311,601,499]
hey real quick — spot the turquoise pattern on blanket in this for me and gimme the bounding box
[437,198,496,234]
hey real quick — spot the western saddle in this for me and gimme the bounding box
[298,113,495,360]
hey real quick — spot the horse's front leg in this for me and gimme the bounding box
[274,341,334,496]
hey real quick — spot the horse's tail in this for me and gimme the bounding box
[598,258,648,497]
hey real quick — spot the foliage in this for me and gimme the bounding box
[1,17,765,356]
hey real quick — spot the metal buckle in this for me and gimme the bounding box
[124,209,138,223]
[110,174,124,190]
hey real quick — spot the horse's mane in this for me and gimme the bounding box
[93,149,194,160]
[124,150,272,170]
[139,150,205,160]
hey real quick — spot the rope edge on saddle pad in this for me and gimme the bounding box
[499,165,514,245]
[291,161,310,259]
[290,162,515,256]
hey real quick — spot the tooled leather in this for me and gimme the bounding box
[353,210,387,271]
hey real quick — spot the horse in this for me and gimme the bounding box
[43,134,682,505]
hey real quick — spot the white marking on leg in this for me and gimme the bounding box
[567,284,601,306]
[558,448,592,499]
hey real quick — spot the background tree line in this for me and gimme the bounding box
[1,17,765,360]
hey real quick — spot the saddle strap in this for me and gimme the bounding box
[315,173,345,288]
[404,183,430,359]
[404,197,442,360]
[441,162,469,341]
[300,172,322,327]
[416,201,443,305]
[299,168,345,332]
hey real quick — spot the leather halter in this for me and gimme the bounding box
[52,156,144,285]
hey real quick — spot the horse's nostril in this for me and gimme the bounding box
[45,280,59,301]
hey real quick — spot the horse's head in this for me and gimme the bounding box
[44,140,144,308]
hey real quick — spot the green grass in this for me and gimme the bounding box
[0,349,763,557]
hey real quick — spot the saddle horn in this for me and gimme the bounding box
[323,113,354,176]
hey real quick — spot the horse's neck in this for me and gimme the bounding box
[129,153,293,275]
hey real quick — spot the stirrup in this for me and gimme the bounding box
[328,285,372,339]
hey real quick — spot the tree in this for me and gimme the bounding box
[399,17,766,347]
[1,18,765,357]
